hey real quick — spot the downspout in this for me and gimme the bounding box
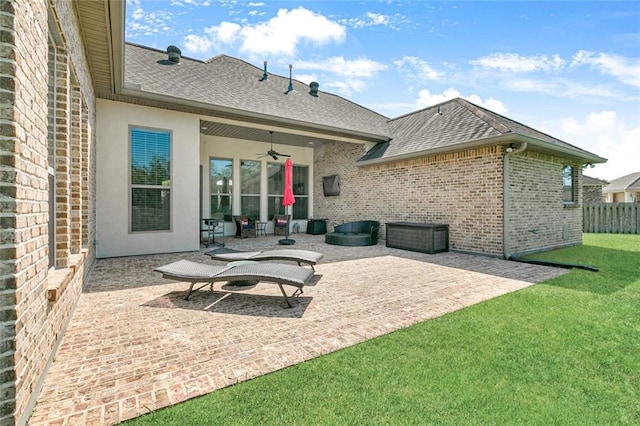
[503,142,527,259]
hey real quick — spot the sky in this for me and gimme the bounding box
[125,0,640,182]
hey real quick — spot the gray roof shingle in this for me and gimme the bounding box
[360,98,605,163]
[123,44,605,165]
[124,43,390,139]
[583,175,609,186]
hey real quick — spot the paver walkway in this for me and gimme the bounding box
[28,234,567,425]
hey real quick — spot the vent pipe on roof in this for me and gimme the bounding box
[167,45,181,63]
[284,64,294,94]
[309,81,319,97]
[259,61,268,81]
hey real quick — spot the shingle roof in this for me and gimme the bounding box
[583,175,609,186]
[604,172,640,192]
[124,43,390,139]
[359,98,605,164]
[122,44,605,165]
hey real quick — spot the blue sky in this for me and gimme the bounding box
[126,1,640,181]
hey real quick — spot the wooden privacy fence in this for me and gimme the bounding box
[583,202,639,234]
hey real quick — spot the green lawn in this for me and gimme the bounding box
[127,234,640,425]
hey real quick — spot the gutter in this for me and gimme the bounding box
[356,133,606,167]
[503,142,528,260]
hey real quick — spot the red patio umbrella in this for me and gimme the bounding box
[280,158,295,244]
[282,158,296,207]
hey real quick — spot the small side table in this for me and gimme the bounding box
[201,218,225,247]
[255,221,268,237]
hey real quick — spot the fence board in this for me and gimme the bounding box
[583,203,639,234]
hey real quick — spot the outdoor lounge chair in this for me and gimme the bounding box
[154,259,314,307]
[205,248,323,271]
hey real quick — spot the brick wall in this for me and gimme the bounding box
[1,1,97,424]
[583,185,603,204]
[0,1,49,422]
[313,142,505,255]
[507,152,583,255]
[313,142,585,257]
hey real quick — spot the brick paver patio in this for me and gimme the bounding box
[27,234,567,425]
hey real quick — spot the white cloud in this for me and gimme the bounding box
[126,0,176,40]
[471,53,565,73]
[324,78,368,96]
[586,110,617,129]
[571,50,640,88]
[292,57,386,98]
[416,88,507,114]
[184,33,213,54]
[297,56,387,77]
[547,110,639,180]
[294,73,317,85]
[503,78,619,99]
[182,7,346,58]
[213,21,242,43]
[367,13,389,25]
[169,0,211,6]
[341,12,395,29]
[394,56,441,81]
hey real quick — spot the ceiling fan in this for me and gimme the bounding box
[258,131,290,160]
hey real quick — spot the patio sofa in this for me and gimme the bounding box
[325,220,380,246]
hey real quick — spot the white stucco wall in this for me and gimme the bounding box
[96,100,201,257]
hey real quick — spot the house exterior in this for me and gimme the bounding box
[603,172,640,203]
[582,175,609,204]
[2,1,606,424]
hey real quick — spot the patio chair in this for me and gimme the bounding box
[233,215,256,238]
[154,259,314,307]
[206,248,323,271]
[273,214,290,236]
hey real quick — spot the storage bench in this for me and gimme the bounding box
[386,222,449,254]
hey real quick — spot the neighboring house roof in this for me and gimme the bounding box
[583,175,609,186]
[358,98,607,165]
[122,43,390,142]
[603,172,640,192]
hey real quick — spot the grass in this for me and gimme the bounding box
[126,234,640,425]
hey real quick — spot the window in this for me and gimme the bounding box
[240,160,261,218]
[130,128,171,232]
[210,158,233,219]
[562,165,577,204]
[267,163,284,219]
[292,165,309,219]
[267,163,309,220]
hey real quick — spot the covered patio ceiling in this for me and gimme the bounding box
[199,120,355,149]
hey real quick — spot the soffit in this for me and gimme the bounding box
[75,0,124,96]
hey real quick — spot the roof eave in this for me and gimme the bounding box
[118,86,389,144]
[356,133,607,167]
[106,0,125,95]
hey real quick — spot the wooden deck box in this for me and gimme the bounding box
[385,222,449,254]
